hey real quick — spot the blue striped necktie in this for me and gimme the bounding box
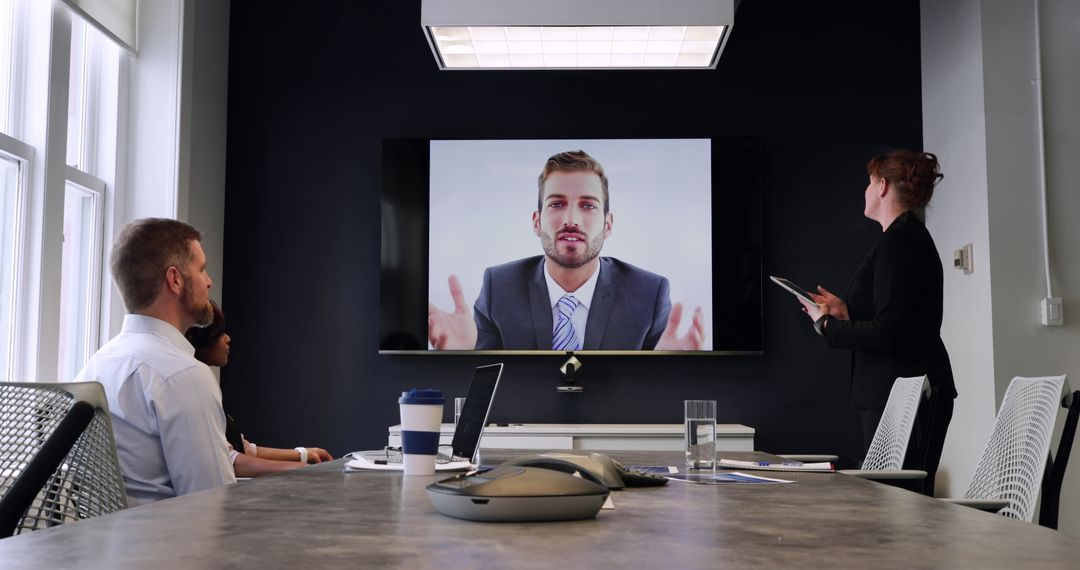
[552,295,581,351]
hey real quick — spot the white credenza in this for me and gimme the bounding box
[387,423,755,452]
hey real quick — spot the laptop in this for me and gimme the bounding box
[446,362,503,463]
[351,363,503,469]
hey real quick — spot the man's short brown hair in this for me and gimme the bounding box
[537,150,610,214]
[111,218,202,311]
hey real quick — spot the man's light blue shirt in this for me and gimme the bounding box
[72,314,236,505]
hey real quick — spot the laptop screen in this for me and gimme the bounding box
[450,363,503,463]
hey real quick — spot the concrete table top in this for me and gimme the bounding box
[0,450,1077,569]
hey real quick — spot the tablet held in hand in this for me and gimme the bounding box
[769,276,817,304]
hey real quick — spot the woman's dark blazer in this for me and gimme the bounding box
[822,211,958,408]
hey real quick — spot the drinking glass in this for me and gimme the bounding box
[685,400,717,470]
[454,397,467,427]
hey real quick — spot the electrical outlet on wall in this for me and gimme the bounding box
[1041,297,1064,326]
[953,243,973,274]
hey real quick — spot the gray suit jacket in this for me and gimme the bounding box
[473,256,672,350]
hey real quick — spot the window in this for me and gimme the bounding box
[0,149,23,378]
[0,0,27,380]
[57,174,103,380]
[0,0,123,381]
[57,15,113,378]
[66,16,87,166]
[0,0,16,135]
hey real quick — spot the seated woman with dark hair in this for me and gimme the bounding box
[186,300,332,477]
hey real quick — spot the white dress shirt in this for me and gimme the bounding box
[72,314,236,505]
[543,259,600,346]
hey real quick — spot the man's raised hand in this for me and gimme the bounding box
[427,275,477,350]
[655,303,705,351]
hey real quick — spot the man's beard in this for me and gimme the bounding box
[180,273,213,327]
[540,228,605,269]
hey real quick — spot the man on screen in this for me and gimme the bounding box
[428,150,705,351]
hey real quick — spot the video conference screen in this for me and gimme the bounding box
[379,137,762,355]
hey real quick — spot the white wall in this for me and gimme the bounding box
[922,0,1080,536]
[920,0,998,502]
[108,0,229,337]
[104,0,184,340]
[124,0,182,222]
[177,0,230,305]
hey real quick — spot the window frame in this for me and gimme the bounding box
[0,130,33,380]
[3,1,124,382]
[58,166,105,380]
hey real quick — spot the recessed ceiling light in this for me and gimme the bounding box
[422,0,735,70]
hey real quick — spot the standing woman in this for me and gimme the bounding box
[800,150,957,496]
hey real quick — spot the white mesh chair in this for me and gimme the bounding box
[0,382,128,537]
[950,375,1068,522]
[836,376,931,484]
[860,375,930,470]
[781,376,931,486]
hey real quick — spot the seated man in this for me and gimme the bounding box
[71,218,235,505]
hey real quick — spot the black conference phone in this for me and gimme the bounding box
[500,452,668,489]
[426,465,610,522]
[425,452,668,522]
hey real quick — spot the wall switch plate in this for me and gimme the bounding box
[1041,297,1064,326]
[953,243,973,274]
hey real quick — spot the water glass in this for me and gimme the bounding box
[454,397,466,427]
[685,400,717,470]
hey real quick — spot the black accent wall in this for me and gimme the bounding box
[222,0,924,465]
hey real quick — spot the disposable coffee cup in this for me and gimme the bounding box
[398,388,445,475]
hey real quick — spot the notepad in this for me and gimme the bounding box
[717,458,834,472]
[666,471,793,484]
[343,456,473,472]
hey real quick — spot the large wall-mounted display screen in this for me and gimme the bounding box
[380,137,761,355]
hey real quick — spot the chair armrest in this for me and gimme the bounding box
[777,454,840,463]
[944,498,1010,513]
[839,469,927,481]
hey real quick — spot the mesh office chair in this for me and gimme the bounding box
[0,382,127,538]
[952,375,1069,523]
[835,376,931,486]
[783,376,931,486]
[1040,383,1079,529]
[859,375,931,470]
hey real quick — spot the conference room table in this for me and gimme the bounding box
[0,450,1077,568]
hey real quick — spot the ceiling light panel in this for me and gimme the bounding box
[430,26,724,69]
[422,0,735,70]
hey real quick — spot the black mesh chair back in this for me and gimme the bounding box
[1039,385,1079,529]
[0,382,127,538]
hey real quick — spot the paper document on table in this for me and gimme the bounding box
[343,454,473,472]
[718,458,834,472]
[666,471,793,484]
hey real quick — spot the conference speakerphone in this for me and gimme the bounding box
[426,465,609,522]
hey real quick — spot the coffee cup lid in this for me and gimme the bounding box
[399,388,445,405]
